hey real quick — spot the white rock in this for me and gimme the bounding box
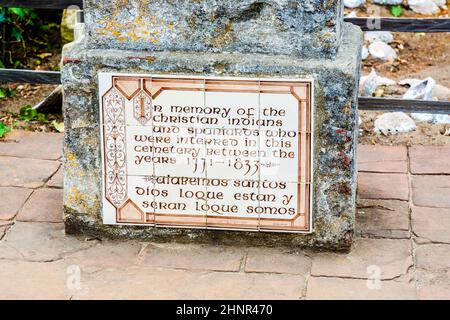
[433,114,450,124]
[403,77,436,100]
[400,78,450,101]
[372,0,403,4]
[433,84,450,101]
[359,69,379,96]
[359,69,396,96]
[432,0,446,8]
[411,113,436,122]
[404,77,450,124]
[374,112,417,135]
[345,11,358,18]
[411,113,450,124]
[344,0,365,8]
[398,78,422,86]
[361,46,369,60]
[408,0,440,15]
[364,31,394,44]
[369,41,397,61]
[376,75,397,87]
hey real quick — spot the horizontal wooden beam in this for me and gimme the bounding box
[1,70,450,114]
[358,97,450,114]
[0,0,82,9]
[0,69,61,84]
[0,70,449,114]
[345,17,450,32]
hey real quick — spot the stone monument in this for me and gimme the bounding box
[62,0,362,250]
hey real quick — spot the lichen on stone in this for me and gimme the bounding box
[83,0,345,58]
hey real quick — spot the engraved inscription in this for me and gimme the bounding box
[99,74,313,233]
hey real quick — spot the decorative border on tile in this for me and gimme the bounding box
[102,86,128,208]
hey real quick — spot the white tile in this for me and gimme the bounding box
[152,127,207,179]
[126,175,156,215]
[258,182,310,232]
[206,179,260,230]
[102,175,156,225]
[100,81,151,128]
[124,90,154,127]
[258,182,299,221]
[259,93,299,131]
[152,90,209,129]
[126,126,155,176]
[259,130,299,183]
[151,178,207,216]
[153,178,207,227]
[99,74,313,233]
[205,179,260,219]
[205,91,260,129]
[205,127,260,181]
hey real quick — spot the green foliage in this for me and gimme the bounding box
[19,105,47,122]
[52,120,64,132]
[0,122,12,138]
[0,86,15,99]
[0,7,61,69]
[390,5,403,17]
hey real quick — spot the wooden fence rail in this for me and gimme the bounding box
[1,69,449,114]
[345,17,450,32]
[358,97,450,114]
[0,69,61,85]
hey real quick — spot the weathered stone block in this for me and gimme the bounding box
[62,22,362,250]
[83,0,344,59]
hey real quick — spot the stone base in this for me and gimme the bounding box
[62,23,362,250]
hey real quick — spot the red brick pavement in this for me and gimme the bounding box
[0,131,449,300]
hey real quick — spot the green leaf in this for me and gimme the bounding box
[37,113,47,123]
[0,122,12,138]
[19,105,36,121]
[390,5,403,17]
[7,88,15,97]
[8,7,25,20]
[13,60,23,69]
[0,61,5,68]
[0,87,15,98]
[29,11,38,20]
[19,105,47,122]
[52,121,65,133]
[10,27,23,41]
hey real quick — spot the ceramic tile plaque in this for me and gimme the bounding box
[99,73,313,233]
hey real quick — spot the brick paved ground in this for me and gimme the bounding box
[0,131,449,300]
